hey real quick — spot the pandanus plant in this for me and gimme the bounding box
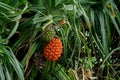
[0,0,120,80]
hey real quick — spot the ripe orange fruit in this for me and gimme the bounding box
[44,37,62,61]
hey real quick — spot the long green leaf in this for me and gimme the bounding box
[7,21,19,39]
[99,12,109,55]
[0,64,5,80]
[100,47,120,69]
[4,64,12,80]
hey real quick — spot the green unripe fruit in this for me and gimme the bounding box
[41,27,56,42]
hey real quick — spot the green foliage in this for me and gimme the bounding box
[0,0,120,80]
[0,45,24,80]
